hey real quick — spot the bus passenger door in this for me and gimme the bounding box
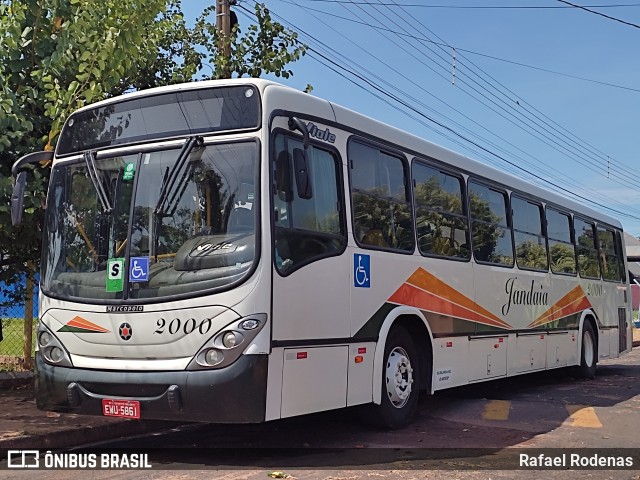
[270,130,350,417]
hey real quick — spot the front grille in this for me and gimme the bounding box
[79,382,168,398]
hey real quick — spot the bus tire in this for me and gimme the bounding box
[361,326,420,429]
[577,321,597,379]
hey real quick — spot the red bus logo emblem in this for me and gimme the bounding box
[119,323,133,341]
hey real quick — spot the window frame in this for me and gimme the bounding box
[270,128,348,277]
[347,137,415,254]
[467,178,515,268]
[511,193,549,272]
[545,205,577,276]
[574,216,601,280]
[615,230,627,283]
[598,225,623,283]
[411,157,470,262]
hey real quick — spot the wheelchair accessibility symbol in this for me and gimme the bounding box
[354,254,370,288]
[129,257,149,282]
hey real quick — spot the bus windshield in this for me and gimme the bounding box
[41,141,258,301]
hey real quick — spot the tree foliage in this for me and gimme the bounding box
[0,0,307,306]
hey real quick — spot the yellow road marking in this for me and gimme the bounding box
[564,405,603,428]
[482,399,511,421]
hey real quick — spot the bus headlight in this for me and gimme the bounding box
[38,331,52,347]
[201,348,224,367]
[187,313,266,370]
[240,318,260,330]
[49,347,65,363]
[222,331,241,348]
[37,324,73,368]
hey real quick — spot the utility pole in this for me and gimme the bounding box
[216,0,232,79]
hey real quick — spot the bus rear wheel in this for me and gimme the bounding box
[576,321,597,379]
[361,326,420,429]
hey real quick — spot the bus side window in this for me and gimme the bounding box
[615,230,627,282]
[272,132,346,275]
[598,227,621,282]
[412,160,469,260]
[574,218,600,279]
[349,140,414,252]
[512,195,548,271]
[547,207,576,275]
[468,180,514,266]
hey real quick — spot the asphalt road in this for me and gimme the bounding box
[4,348,640,479]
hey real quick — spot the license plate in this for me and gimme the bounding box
[102,399,140,419]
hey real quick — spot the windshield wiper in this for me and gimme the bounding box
[154,135,203,216]
[83,151,112,212]
[152,135,203,261]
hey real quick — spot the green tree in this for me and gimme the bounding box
[0,0,307,308]
[0,0,169,308]
[192,3,307,80]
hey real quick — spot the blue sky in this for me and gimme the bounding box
[185,1,640,236]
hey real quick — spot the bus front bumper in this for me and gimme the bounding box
[35,353,268,423]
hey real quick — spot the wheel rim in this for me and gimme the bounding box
[385,346,413,409]
[583,330,594,367]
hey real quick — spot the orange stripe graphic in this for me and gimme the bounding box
[406,268,510,328]
[528,285,592,328]
[389,283,510,329]
[391,268,511,329]
[66,316,110,333]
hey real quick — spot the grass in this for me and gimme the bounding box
[0,318,37,357]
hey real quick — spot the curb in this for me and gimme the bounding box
[0,372,181,450]
[0,371,33,390]
[0,419,179,449]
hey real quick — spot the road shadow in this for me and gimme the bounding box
[92,352,640,469]
[433,361,640,407]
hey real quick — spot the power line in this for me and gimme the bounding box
[249,1,640,219]
[238,2,640,221]
[273,0,640,212]
[375,0,640,182]
[304,0,640,9]
[557,0,640,28]
[458,50,640,94]
[356,0,639,186]
[278,0,640,94]
[277,0,528,176]
[361,0,640,183]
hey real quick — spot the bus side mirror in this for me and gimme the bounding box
[11,170,28,226]
[276,151,292,202]
[293,148,312,200]
[10,150,54,226]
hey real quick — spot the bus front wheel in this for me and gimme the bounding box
[361,326,420,429]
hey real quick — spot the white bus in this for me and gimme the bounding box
[12,79,632,428]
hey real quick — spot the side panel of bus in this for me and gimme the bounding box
[263,87,632,420]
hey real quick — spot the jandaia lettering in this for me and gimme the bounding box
[502,277,549,316]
